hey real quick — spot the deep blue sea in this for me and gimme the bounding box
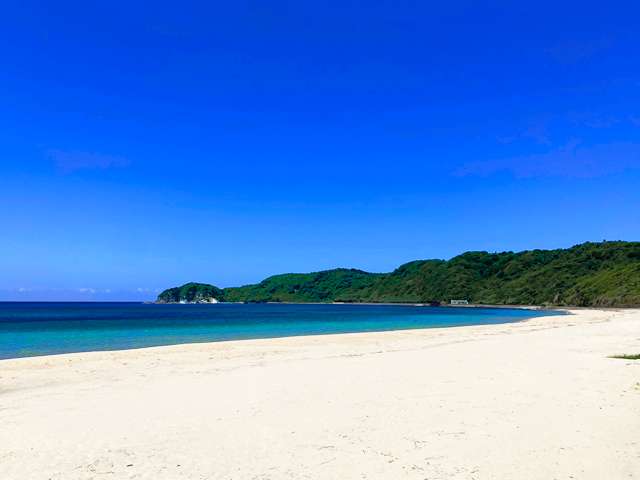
[0,303,562,360]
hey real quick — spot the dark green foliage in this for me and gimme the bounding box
[609,354,640,360]
[223,269,381,303]
[560,262,640,307]
[157,282,225,303]
[157,241,640,306]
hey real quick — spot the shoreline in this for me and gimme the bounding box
[151,300,561,309]
[0,304,565,362]
[151,300,638,311]
[1,308,639,479]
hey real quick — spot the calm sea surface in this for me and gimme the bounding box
[0,302,563,360]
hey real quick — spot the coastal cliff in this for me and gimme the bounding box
[158,241,640,307]
[157,283,224,304]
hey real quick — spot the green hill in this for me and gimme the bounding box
[157,241,640,307]
[157,282,225,303]
[223,268,382,303]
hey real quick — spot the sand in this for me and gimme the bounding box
[1,308,639,479]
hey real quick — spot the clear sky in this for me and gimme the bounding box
[1,0,639,301]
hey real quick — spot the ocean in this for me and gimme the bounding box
[0,302,562,360]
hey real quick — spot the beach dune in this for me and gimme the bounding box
[1,309,639,479]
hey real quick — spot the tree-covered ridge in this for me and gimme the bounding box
[223,268,382,303]
[157,241,640,307]
[157,282,225,303]
[353,241,640,306]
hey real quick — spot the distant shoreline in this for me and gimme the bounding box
[149,300,571,311]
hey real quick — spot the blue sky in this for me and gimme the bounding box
[1,0,639,301]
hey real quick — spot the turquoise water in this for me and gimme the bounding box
[0,302,562,360]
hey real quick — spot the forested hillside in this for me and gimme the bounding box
[158,241,640,307]
[156,282,225,303]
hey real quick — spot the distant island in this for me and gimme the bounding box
[157,241,640,307]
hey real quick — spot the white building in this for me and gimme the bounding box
[450,299,469,305]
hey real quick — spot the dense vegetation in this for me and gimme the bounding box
[157,282,225,303]
[609,354,640,360]
[158,241,640,307]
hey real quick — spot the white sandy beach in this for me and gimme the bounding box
[1,308,639,479]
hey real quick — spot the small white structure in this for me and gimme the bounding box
[450,299,469,305]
